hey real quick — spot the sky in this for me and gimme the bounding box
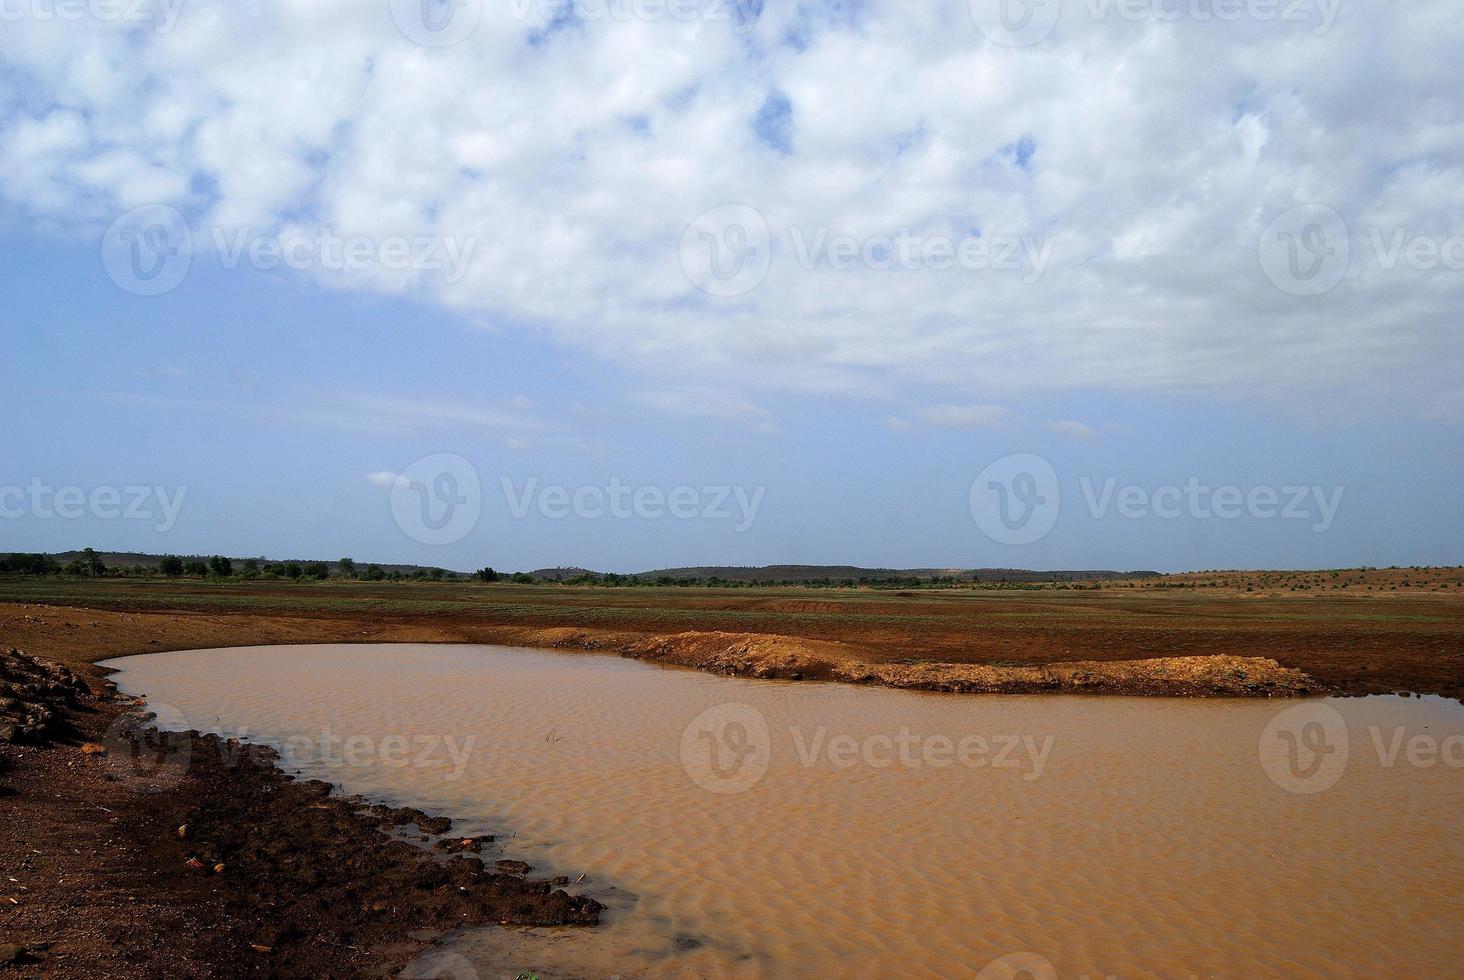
[1,0,1461,573]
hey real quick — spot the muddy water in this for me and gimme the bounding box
[103,644,1464,979]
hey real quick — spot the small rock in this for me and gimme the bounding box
[185,857,205,870]
[177,824,188,839]
[80,742,107,756]
[495,859,530,875]
[418,815,453,835]
[0,943,25,965]
[249,944,273,954]
[213,863,226,874]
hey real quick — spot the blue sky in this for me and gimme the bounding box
[1,1,1461,572]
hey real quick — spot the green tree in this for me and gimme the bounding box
[208,555,233,577]
[81,547,107,576]
[184,560,209,576]
[304,562,329,580]
[284,562,303,579]
[476,567,499,582]
[339,557,357,578]
[159,555,184,576]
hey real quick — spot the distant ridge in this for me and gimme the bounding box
[12,552,1158,583]
[537,565,1159,583]
[31,551,450,577]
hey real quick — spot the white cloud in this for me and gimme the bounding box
[139,365,191,381]
[95,389,559,438]
[365,471,401,487]
[635,387,778,433]
[1049,419,1097,439]
[3,1,1462,418]
[881,416,916,432]
[919,404,1012,429]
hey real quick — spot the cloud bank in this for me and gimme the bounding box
[2,0,1461,418]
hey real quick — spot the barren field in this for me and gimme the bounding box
[4,571,1462,974]
[3,568,1462,698]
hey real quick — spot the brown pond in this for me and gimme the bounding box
[103,644,1464,978]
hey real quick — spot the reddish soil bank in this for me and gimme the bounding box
[6,595,1462,700]
[0,648,600,978]
[3,574,1462,698]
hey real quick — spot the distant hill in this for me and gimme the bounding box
[529,567,602,581]
[628,565,1158,583]
[9,552,1159,584]
[32,551,453,577]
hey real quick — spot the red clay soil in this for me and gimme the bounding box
[3,579,1462,698]
[1,576,1461,975]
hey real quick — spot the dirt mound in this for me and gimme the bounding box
[607,631,1324,697]
[0,647,91,745]
[843,653,1321,696]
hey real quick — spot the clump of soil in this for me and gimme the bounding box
[0,647,91,745]
[0,648,602,978]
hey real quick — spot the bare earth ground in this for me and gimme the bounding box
[3,568,1462,697]
[2,571,1462,976]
